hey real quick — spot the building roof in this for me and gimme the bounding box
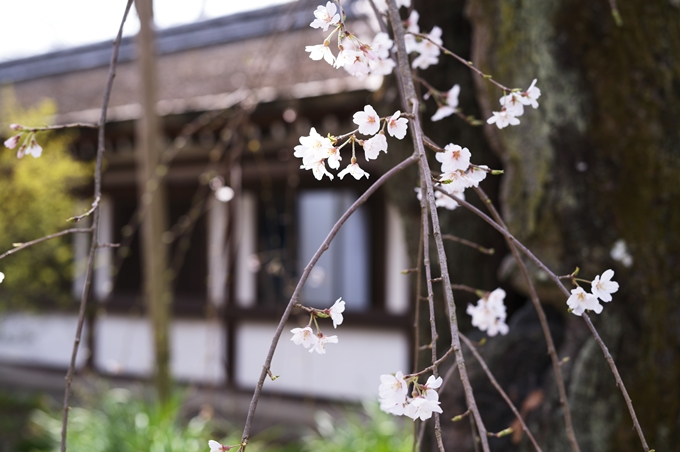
[0,0,378,123]
[0,0,355,84]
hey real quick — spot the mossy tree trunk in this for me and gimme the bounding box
[385,1,680,451]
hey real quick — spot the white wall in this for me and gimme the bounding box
[0,313,88,368]
[94,315,226,384]
[235,321,409,401]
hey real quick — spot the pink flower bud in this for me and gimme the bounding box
[9,124,23,131]
[4,134,21,149]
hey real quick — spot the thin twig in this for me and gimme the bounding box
[439,185,649,451]
[408,32,511,92]
[386,0,490,449]
[461,333,543,452]
[407,346,456,378]
[418,182,445,451]
[0,228,92,261]
[442,234,495,255]
[239,155,417,449]
[60,2,134,451]
[472,186,581,452]
[67,195,100,223]
[19,123,99,132]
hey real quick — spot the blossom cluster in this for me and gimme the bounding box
[402,11,443,70]
[294,105,408,180]
[415,143,489,211]
[306,2,396,77]
[3,124,42,158]
[290,297,345,354]
[487,80,541,129]
[379,372,443,421]
[566,269,619,316]
[466,288,509,336]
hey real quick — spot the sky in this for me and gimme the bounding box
[0,0,290,63]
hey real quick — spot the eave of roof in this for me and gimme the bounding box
[0,0,358,84]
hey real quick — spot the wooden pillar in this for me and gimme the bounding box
[134,0,172,404]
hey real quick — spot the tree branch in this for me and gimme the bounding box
[60,1,134,450]
[239,154,417,448]
[0,228,92,261]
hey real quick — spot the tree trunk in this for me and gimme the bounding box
[390,1,680,450]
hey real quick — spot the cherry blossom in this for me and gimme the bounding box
[4,134,20,149]
[566,287,602,316]
[404,396,443,421]
[372,0,411,13]
[386,111,408,139]
[487,110,520,129]
[466,288,509,336]
[610,239,633,267]
[404,10,420,54]
[436,144,470,173]
[208,440,231,451]
[215,186,235,203]
[415,187,464,211]
[421,375,442,400]
[309,332,338,354]
[368,57,396,76]
[353,105,381,136]
[291,326,318,349]
[431,84,460,122]
[520,79,541,109]
[0,272,4,283]
[338,159,369,180]
[411,26,442,70]
[294,127,334,160]
[500,92,525,117]
[305,42,335,65]
[591,269,619,302]
[310,2,340,32]
[363,132,388,160]
[378,371,408,414]
[328,297,345,328]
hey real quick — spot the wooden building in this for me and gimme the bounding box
[0,0,412,402]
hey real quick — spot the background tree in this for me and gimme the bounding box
[380,1,680,450]
[0,91,90,310]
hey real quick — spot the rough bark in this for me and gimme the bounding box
[383,0,679,450]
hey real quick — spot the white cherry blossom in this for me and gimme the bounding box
[338,160,370,180]
[500,92,525,117]
[421,375,442,400]
[566,287,602,316]
[404,396,443,421]
[208,440,231,451]
[436,144,470,173]
[411,26,442,70]
[591,269,619,302]
[379,371,408,405]
[310,2,340,32]
[386,111,408,139]
[368,57,395,76]
[291,326,318,349]
[520,79,541,108]
[328,297,345,328]
[466,288,509,336]
[0,272,5,283]
[363,132,388,160]
[487,110,520,129]
[305,43,335,65]
[24,139,43,158]
[415,187,464,211]
[353,105,381,136]
[431,84,460,122]
[309,332,338,354]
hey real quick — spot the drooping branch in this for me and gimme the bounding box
[60,1,134,451]
[437,185,650,451]
[0,228,92,261]
[386,0,490,449]
[239,154,417,448]
[460,333,543,452]
[473,186,581,452]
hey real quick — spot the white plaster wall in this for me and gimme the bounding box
[235,321,409,401]
[385,203,411,315]
[0,313,88,368]
[95,315,226,384]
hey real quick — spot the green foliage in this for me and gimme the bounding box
[29,389,212,452]
[0,89,91,310]
[303,402,414,452]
